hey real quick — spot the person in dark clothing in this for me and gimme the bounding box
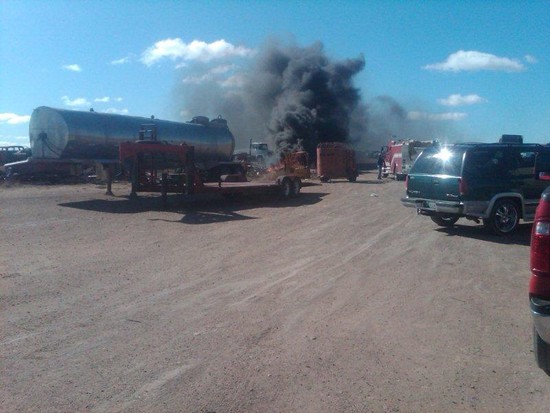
[377,153,385,180]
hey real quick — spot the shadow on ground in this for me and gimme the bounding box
[59,192,327,224]
[435,222,532,246]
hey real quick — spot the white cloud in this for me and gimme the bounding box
[408,111,467,121]
[525,54,538,64]
[111,56,131,65]
[0,113,31,125]
[61,96,91,107]
[438,94,486,107]
[181,64,242,87]
[181,65,243,87]
[62,64,82,72]
[423,50,524,72]
[104,108,129,114]
[141,38,255,66]
[91,97,123,104]
[182,73,213,84]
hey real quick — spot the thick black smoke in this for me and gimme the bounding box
[173,39,451,159]
[255,42,365,157]
[174,40,364,158]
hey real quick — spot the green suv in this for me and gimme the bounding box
[401,143,550,235]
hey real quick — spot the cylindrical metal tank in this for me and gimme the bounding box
[29,106,235,165]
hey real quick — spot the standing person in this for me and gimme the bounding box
[377,152,385,180]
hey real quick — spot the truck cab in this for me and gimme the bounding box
[233,141,273,167]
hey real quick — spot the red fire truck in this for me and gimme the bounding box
[382,139,434,180]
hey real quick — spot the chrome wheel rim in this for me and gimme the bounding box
[494,203,518,233]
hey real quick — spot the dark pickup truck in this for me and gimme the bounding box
[0,145,31,166]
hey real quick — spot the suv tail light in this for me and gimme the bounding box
[531,221,550,276]
[530,196,550,298]
[530,221,550,298]
[458,178,467,196]
[405,174,409,189]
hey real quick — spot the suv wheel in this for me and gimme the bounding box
[486,199,520,235]
[430,214,459,227]
[534,325,550,376]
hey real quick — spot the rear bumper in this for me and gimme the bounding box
[531,297,550,343]
[401,196,463,215]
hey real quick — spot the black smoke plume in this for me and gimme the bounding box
[173,39,451,159]
[256,42,365,157]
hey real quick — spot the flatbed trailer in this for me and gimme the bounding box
[118,141,301,206]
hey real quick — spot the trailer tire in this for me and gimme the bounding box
[281,178,292,199]
[291,178,301,197]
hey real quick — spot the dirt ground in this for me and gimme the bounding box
[2,171,549,413]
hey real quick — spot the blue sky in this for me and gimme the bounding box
[1,0,549,149]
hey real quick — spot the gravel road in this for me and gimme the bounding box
[2,171,549,412]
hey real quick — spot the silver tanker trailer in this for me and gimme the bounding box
[3,106,235,179]
[30,106,234,166]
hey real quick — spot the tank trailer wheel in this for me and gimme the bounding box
[291,178,301,197]
[281,178,292,199]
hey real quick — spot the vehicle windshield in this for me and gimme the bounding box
[410,146,467,176]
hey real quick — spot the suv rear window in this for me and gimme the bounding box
[410,146,466,176]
